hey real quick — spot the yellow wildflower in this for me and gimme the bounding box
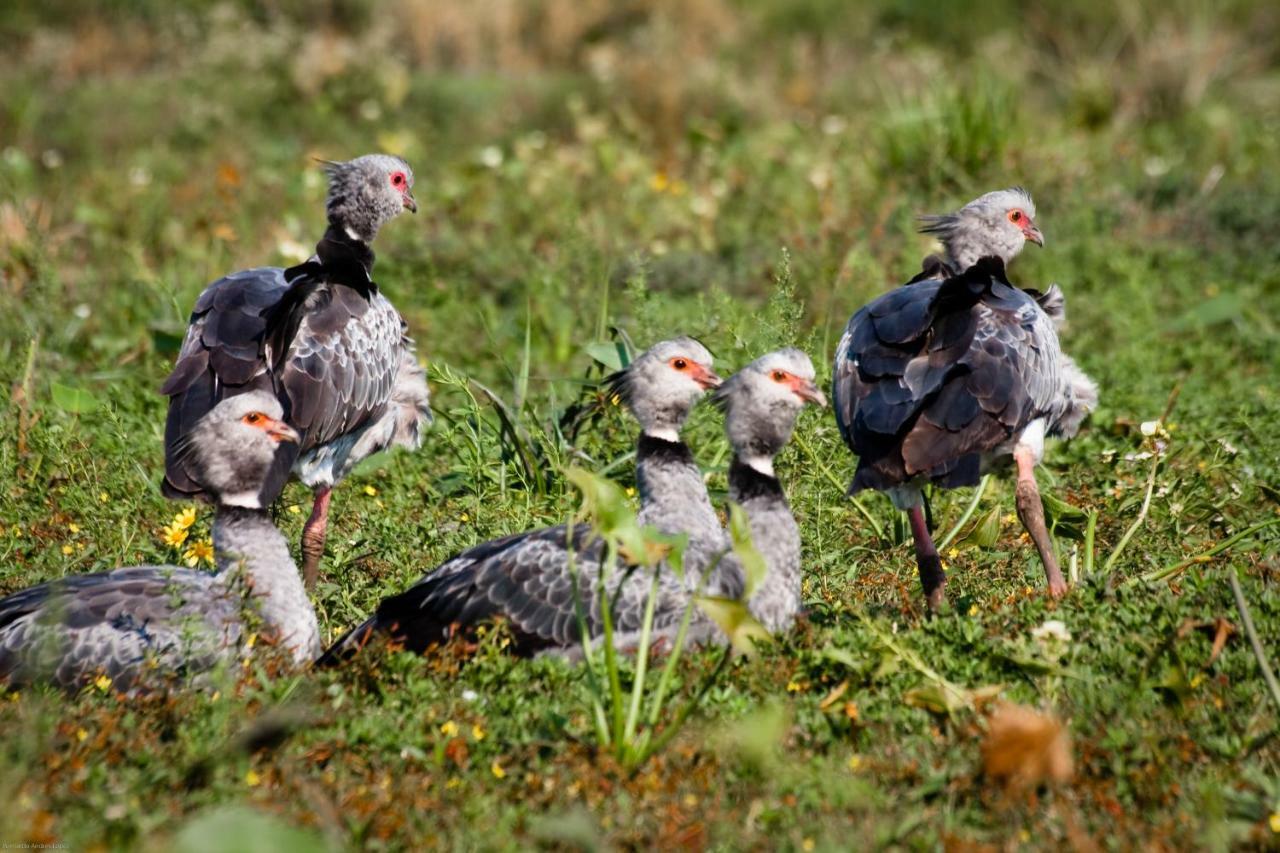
[99,492,110,503]
[1269,811,1280,833]
[245,769,261,787]
[471,724,486,741]
[968,604,979,617]
[440,721,459,737]
[172,507,197,530]
[490,761,506,779]
[364,485,378,497]
[183,539,214,567]
[161,524,188,547]
[847,754,862,771]
[650,172,670,192]
[288,505,301,515]
[445,778,461,789]
[460,513,470,523]
[802,839,815,852]
[947,547,958,559]
[786,681,802,693]
[68,523,80,534]
[625,487,636,498]
[94,674,112,693]
[61,545,74,556]
[76,728,88,742]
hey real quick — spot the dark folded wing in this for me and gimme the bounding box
[320,524,653,663]
[834,258,1057,492]
[0,567,233,690]
[160,268,291,500]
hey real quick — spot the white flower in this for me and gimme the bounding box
[461,688,479,702]
[1031,620,1072,643]
[479,146,504,169]
[1139,420,1160,437]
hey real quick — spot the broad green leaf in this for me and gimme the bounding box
[903,684,967,715]
[960,504,1001,548]
[584,341,628,372]
[1166,292,1243,331]
[50,382,98,414]
[1042,491,1089,541]
[150,324,186,356]
[727,502,768,599]
[694,596,769,658]
[716,700,788,770]
[565,466,635,535]
[821,645,861,670]
[171,806,329,853]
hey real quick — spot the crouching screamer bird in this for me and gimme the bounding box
[833,189,1097,610]
[317,344,825,665]
[160,154,431,589]
[0,392,320,693]
[316,337,727,663]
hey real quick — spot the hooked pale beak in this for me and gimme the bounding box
[1024,221,1044,247]
[264,418,300,444]
[691,364,723,390]
[790,377,828,407]
[403,191,417,213]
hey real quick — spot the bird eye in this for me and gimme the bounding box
[1008,209,1023,223]
[244,412,262,424]
[772,370,787,382]
[671,358,688,370]
[391,172,406,187]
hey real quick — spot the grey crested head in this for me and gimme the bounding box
[918,187,1043,272]
[322,153,417,244]
[605,336,721,442]
[714,347,826,476]
[179,391,299,509]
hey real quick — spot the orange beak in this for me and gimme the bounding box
[690,363,723,390]
[789,377,827,407]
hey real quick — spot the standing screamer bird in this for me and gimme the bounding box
[833,189,1097,611]
[0,392,319,693]
[317,337,728,662]
[160,154,431,589]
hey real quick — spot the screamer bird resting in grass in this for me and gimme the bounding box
[160,154,431,590]
[318,345,824,665]
[0,392,320,693]
[833,189,1097,611]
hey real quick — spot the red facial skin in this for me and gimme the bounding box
[1007,208,1043,246]
[769,370,828,406]
[242,412,300,444]
[668,357,723,390]
[390,171,417,212]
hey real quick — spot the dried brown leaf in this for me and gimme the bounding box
[981,702,1073,791]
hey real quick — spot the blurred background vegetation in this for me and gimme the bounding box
[1,1,1279,849]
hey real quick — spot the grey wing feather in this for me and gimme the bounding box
[277,288,404,454]
[318,523,693,664]
[0,567,239,692]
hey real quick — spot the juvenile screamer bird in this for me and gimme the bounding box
[160,154,431,588]
[833,189,1097,610]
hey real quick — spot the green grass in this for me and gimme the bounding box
[1,1,1279,848]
